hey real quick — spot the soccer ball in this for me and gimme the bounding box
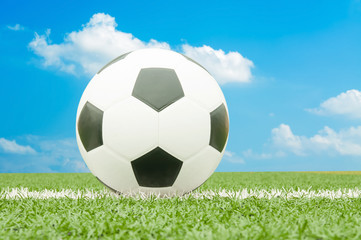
[76,48,229,196]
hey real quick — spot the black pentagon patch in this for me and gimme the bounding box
[209,103,229,152]
[181,54,209,73]
[78,102,103,152]
[97,52,131,74]
[131,147,183,187]
[132,68,184,112]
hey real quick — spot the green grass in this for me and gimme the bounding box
[1,172,361,239]
[1,171,361,191]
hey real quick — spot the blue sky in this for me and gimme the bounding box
[1,0,361,173]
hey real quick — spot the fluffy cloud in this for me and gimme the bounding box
[7,24,24,31]
[271,124,304,155]
[271,124,361,156]
[29,13,170,76]
[0,138,36,154]
[30,136,88,172]
[182,45,253,84]
[307,89,361,119]
[242,149,280,159]
[29,13,253,84]
[223,150,245,164]
[0,136,87,173]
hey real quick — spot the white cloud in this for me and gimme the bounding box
[0,136,87,173]
[270,124,361,156]
[223,150,245,164]
[242,149,274,159]
[0,138,36,154]
[29,13,254,84]
[181,45,254,84]
[307,89,361,119]
[7,24,24,31]
[33,137,88,172]
[29,13,170,76]
[271,124,305,156]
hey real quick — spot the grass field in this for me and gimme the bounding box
[1,172,361,239]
